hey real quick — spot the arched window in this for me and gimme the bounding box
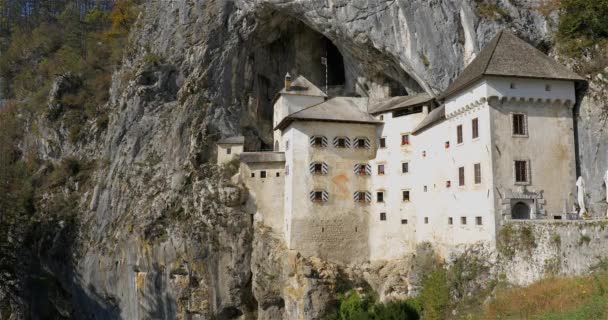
[512,202,531,220]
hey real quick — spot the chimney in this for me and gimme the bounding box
[284,72,292,91]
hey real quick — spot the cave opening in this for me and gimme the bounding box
[242,11,424,145]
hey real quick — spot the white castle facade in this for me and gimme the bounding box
[217,31,585,263]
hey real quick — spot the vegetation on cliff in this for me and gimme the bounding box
[0,0,137,316]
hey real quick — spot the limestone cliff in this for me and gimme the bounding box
[4,0,608,319]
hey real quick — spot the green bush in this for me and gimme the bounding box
[323,290,420,320]
[420,268,449,320]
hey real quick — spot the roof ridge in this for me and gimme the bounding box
[285,99,327,118]
[481,29,504,74]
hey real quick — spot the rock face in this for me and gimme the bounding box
[11,0,608,319]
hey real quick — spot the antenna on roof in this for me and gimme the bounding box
[321,53,328,95]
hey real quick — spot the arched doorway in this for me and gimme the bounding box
[512,202,531,220]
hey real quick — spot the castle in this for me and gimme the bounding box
[217,30,585,263]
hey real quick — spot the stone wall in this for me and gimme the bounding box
[498,220,608,285]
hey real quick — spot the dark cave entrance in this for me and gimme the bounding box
[243,11,423,145]
[325,39,345,87]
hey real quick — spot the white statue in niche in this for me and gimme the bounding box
[576,176,587,217]
[604,170,608,218]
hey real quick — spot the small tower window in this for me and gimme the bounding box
[510,83,516,89]
[402,190,410,202]
[461,217,467,225]
[476,217,483,225]
[227,147,232,155]
[379,137,386,148]
[276,172,280,177]
[260,171,267,178]
[402,162,409,173]
[380,212,387,221]
[424,217,429,224]
[448,217,453,225]
[401,219,408,225]
[401,134,410,145]
[377,191,384,203]
[251,173,255,178]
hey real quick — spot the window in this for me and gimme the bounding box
[251,173,255,178]
[380,212,386,221]
[314,163,323,174]
[354,137,370,149]
[461,217,467,225]
[379,115,384,121]
[446,180,451,188]
[355,163,371,176]
[472,118,479,139]
[354,191,371,203]
[476,217,483,225]
[377,164,385,175]
[458,167,465,186]
[474,163,481,184]
[333,137,350,148]
[510,82,516,89]
[545,84,551,91]
[424,186,427,192]
[515,160,529,184]
[402,162,409,173]
[227,147,232,155]
[512,113,527,136]
[310,162,328,175]
[401,134,410,146]
[402,190,410,202]
[276,172,280,177]
[393,106,423,118]
[310,190,329,202]
[310,136,327,147]
[445,141,450,149]
[377,191,384,203]
[457,125,463,144]
[424,217,429,224]
[448,217,453,225]
[379,137,386,148]
[260,171,267,178]
[313,191,323,201]
[401,219,408,225]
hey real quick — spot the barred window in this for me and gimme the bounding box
[309,190,329,202]
[402,162,409,173]
[333,136,350,148]
[353,191,371,203]
[377,164,385,175]
[354,137,371,149]
[354,163,372,176]
[512,114,527,136]
[310,135,328,147]
[310,162,328,175]
[380,212,386,221]
[402,190,410,202]
[515,160,529,183]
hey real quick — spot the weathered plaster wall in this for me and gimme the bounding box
[241,162,286,232]
[285,121,378,264]
[413,102,496,257]
[369,107,427,260]
[489,77,577,218]
[217,144,243,165]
